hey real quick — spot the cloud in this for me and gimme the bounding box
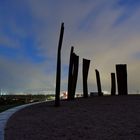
[0,35,20,48]
[1,0,140,94]
[0,56,55,93]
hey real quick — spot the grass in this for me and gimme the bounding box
[0,94,55,113]
[0,103,25,113]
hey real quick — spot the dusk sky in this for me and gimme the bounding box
[1,0,140,94]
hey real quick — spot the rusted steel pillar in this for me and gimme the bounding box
[55,23,64,107]
[111,73,116,95]
[71,53,79,99]
[116,64,128,95]
[95,69,103,96]
[67,47,74,100]
[67,48,79,100]
[83,59,90,98]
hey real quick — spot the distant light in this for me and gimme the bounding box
[103,91,110,95]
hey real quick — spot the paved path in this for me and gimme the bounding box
[0,102,43,140]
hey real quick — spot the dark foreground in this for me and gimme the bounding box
[5,95,140,140]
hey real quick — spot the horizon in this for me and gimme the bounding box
[1,0,140,94]
[0,89,139,96]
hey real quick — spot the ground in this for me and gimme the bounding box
[5,95,140,140]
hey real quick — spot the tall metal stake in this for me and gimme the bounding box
[71,53,79,99]
[83,59,90,98]
[111,73,116,95]
[95,69,103,96]
[55,23,64,107]
[116,64,128,95]
[68,48,79,100]
[67,46,74,100]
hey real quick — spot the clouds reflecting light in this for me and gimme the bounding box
[0,0,140,94]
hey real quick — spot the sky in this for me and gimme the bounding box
[0,0,140,94]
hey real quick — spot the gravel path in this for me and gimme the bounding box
[5,95,140,140]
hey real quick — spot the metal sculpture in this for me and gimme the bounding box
[111,73,116,95]
[116,64,128,95]
[95,69,103,96]
[83,59,90,98]
[55,23,64,106]
[67,47,79,100]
